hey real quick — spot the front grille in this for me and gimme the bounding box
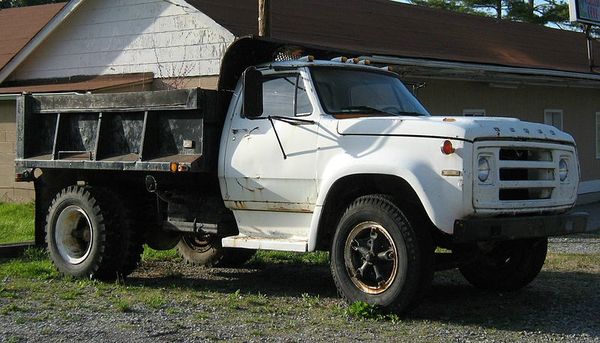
[497,148,557,200]
[473,141,577,210]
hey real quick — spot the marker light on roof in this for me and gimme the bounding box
[357,59,371,65]
[331,57,348,63]
[298,55,315,62]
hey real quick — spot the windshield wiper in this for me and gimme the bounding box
[248,115,316,160]
[395,111,427,117]
[338,106,396,116]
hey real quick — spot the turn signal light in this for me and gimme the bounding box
[441,140,455,155]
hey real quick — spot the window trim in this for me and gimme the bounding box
[544,109,564,130]
[261,73,313,118]
[462,109,486,117]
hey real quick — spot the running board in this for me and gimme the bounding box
[221,235,308,252]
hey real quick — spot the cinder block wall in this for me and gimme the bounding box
[0,100,34,203]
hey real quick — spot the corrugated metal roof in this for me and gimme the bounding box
[186,0,600,74]
[0,3,66,73]
[0,73,154,94]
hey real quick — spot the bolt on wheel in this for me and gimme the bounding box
[344,221,403,294]
[55,205,93,265]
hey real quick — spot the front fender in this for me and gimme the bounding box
[308,137,473,250]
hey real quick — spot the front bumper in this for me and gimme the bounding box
[453,212,590,243]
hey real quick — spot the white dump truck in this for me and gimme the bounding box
[15,48,590,313]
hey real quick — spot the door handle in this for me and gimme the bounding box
[232,127,259,135]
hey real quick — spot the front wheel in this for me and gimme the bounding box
[458,238,548,291]
[330,195,433,314]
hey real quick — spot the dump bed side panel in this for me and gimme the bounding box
[15,89,221,173]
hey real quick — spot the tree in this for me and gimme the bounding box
[408,0,571,27]
[0,0,65,8]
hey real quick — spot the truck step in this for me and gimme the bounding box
[222,235,308,252]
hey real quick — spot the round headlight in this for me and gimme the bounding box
[478,157,491,182]
[559,159,568,181]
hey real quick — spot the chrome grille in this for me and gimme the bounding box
[473,141,578,210]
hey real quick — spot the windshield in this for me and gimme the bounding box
[310,67,430,117]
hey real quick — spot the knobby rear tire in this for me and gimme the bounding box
[45,186,143,280]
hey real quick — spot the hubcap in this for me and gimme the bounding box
[55,205,93,265]
[344,222,402,294]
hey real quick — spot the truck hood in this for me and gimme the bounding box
[336,116,575,144]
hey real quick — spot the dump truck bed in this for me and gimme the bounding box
[15,88,221,173]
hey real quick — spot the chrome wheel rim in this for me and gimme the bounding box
[55,205,93,265]
[344,222,404,294]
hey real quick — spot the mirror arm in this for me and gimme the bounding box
[268,116,287,160]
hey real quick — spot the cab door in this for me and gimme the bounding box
[222,71,319,214]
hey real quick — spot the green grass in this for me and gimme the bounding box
[0,202,35,244]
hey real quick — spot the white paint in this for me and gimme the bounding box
[9,0,235,81]
[218,60,582,251]
[222,235,308,252]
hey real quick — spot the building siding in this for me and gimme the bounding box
[0,101,33,202]
[415,79,600,181]
[9,0,235,81]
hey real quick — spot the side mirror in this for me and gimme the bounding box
[242,67,263,118]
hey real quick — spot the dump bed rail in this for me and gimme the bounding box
[15,88,220,173]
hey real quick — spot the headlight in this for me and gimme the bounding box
[559,158,568,181]
[478,157,491,182]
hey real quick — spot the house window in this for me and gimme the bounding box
[596,112,600,159]
[544,109,563,130]
[463,109,485,117]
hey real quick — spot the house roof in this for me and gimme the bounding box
[186,0,600,75]
[0,3,66,73]
[0,73,154,94]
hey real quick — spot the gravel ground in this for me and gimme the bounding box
[1,247,599,343]
[549,236,600,254]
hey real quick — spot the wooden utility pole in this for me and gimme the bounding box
[258,0,271,38]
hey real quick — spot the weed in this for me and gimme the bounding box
[301,293,320,309]
[113,298,133,313]
[251,251,329,265]
[1,304,26,315]
[0,286,18,299]
[5,336,22,343]
[144,294,166,310]
[346,301,381,320]
[142,246,180,262]
[346,301,404,322]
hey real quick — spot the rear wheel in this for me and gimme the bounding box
[330,195,433,314]
[177,234,256,267]
[45,186,143,280]
[458,238,548,291]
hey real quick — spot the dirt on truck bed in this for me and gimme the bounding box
[1,249,599,343]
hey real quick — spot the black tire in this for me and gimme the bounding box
[177,234,256,267]
[458,238,548,291]
[45,186,143,280]
[330,195,434,314]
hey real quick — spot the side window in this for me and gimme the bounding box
[262,75,312,117]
